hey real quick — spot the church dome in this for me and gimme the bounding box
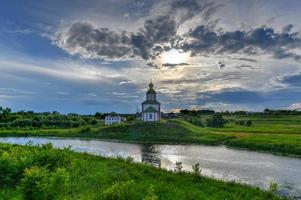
[146,82,156,94]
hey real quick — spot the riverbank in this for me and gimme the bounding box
[0,118,300,157]
[0,142,282,200]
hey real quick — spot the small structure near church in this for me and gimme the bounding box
[141,82,161,121]
[105,114,121,125]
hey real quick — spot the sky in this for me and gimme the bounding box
[1,0,301,114]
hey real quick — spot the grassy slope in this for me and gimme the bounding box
[0,143,282,200]
[0,115,301,156]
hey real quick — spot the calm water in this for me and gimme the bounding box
[0,137,300,199]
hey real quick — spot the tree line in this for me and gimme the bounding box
[0,107,100,129]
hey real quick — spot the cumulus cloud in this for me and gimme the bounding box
[288,102,301,110]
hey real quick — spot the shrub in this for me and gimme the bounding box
[185,117,204,127]
[143,184,158,200]
[235,120,253,126]
[0,143,72,186]
[174,162,183,172]
[32,143,73,171]
[192,163,201,175]
[126,156,134,163]
[80,127,92,133]
[103,180,135,200]
[0,146,33,186]
[206,114,226,128]
[20,166,70,200]
[246,120,253,126]
[269,182,278,194]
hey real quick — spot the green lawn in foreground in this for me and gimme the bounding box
[0,143,282,200]
[0,115,301,156]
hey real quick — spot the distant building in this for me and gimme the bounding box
[105,114,121,125]
[141,82,161,121]
[162,112,178,119]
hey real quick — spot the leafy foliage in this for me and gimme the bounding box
[0,107,101,129]
[206,114,226,128]
[192,163,201,175]
[20,166,69,200]
[0,143,72,187]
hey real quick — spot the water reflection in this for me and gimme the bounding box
[141,145,161,168]
[0,137,301,199]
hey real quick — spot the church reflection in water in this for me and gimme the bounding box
[141,145,161,168]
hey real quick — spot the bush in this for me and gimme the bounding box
[32,143,73,171]
[103,180,135,200]
[0,146,33,186]
[185,117,204,127]
[20,166,70,200]
[192,163,201,175]
[80,127,92,133]
[174,162,183,172]
[0,143,72,186]
[269,182,278,194]
[206,114,226,128]
[235,120,253,127]
[143,184,158,200]
[246,120,253,126]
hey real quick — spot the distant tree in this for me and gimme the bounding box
[180,109,189,116]
[196,110,215,115]
[127,116,135,122]
[234,111,247,115]
[0,107,11,122]
[94,112,102,119]
[246,120,253,127]
[206,114,226,128]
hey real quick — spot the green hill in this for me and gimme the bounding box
[96,121,231,144]
[0,118,301,157]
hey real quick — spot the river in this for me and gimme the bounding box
[0,137,300,199]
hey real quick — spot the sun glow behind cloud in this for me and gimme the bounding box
[160,49,189,64]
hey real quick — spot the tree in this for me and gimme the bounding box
[94,112,102,119]
[206,114,226,128]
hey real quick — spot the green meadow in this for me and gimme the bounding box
[0,114,301,157]
[0,143,282,200]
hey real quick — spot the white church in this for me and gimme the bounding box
[141,82,161,121]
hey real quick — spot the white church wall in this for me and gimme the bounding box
[142,112,160,121]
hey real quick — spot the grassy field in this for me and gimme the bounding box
[0,115,301,156]
[0,143,282,200]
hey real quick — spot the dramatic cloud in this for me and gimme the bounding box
[55,0,220,62]
[179,25,301,61]
[2,0,301,113]
[56,22,133,60]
